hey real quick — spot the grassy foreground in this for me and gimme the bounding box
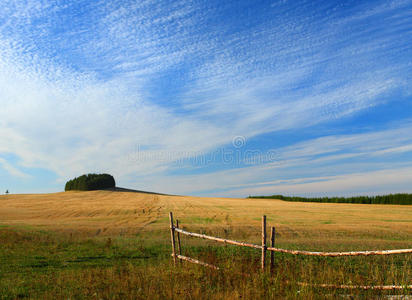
[0,191,411,299]
[0,227,411,299]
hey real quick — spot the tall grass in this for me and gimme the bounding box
[0,227,410,299]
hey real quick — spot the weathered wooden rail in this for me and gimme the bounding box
[297,282,412,290]
[169,212,412,289]
[173,227,412,257]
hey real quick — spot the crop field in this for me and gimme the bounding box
[0,190,411,299]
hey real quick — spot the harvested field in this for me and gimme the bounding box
[0,190,411,248]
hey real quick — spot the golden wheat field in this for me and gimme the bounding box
[1,190,411,249]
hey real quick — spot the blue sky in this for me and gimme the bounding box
[0,0,411,197]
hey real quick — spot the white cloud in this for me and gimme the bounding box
[127,121,412,196]
[0,157,29,178]
[230,167,412,197]
[0,0,411,195]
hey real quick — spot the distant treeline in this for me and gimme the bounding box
[248,194,412,205]
[65,174,115,191]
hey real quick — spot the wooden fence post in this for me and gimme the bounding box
[261,215,266,271]
[270,226,275,274]
[176,219,182,257]
[169,212,177,265]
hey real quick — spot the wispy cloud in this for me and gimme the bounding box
[0,157,29,178]
[0,0,411,195]
[231,166,412,197]
[130,121,412,196]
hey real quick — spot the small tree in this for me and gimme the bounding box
[5,190,9,195]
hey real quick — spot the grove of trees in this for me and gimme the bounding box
[248,194,412,205]
[65,174,115,191]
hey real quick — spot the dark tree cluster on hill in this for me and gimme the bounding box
[248,194,412,205]
[65,174,115,191]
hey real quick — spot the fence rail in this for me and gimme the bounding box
[171,254,220,270]
[174,228,262,249]
[174,227,412,256]
[266,247,412,257]
[297,282,412,290]
[168,212,412,290]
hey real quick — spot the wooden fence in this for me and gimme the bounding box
[168,212,412,289]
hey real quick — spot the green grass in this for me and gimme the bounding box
[187,216,217,224]
[320,220,334,224]
[0,227,411,299]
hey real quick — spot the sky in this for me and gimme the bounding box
[0,0,411,197]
